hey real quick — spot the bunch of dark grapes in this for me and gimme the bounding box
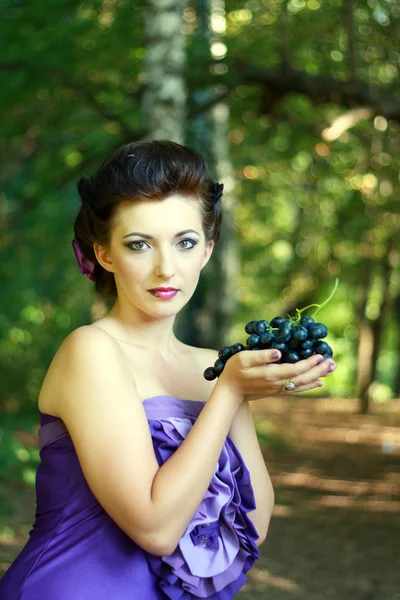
[203,280,338,382]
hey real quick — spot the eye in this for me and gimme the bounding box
[178,238,197,249]
[127,239,197,251]
[127,241,148,251]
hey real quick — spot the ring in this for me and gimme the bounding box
[282,378,296,391]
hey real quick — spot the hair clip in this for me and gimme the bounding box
[209,182,224,202]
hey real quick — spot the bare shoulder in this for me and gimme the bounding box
[67,324,122,347]
[40,325,171,555]
[51,325,123,368]
[38,325,129,416]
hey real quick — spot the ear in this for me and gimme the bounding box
[93,242,114,274]
[201,240,214,270]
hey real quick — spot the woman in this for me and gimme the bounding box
[0,140,335,599]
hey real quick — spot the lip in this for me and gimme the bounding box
[149,287,178,292]
[149,289,179,299]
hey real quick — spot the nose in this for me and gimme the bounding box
[154,248,175,279]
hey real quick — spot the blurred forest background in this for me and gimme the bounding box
[1,0,399,596]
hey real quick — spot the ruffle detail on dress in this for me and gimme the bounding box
[146,416,260,599]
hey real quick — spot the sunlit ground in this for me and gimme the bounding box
[236,397,400,599]
[1,398,399,598]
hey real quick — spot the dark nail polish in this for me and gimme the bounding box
[316,356,324,364]
[271,351,280,359]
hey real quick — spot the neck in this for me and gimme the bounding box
[100,304,182,358]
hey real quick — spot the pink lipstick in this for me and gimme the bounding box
[149,288,179,299]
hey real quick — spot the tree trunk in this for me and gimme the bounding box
[175,0,239,351]
[369,238,395,383]
[142,0,188,143]
[393,293,400,398]
[141,0,207,348]
[207,102,239,349]
[358,238,395,413]
[357,268,373,414]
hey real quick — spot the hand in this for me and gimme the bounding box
[216,349,336,402]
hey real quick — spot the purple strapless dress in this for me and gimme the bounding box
[0,395,259,599]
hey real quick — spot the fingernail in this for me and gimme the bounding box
[272,351,280,359]
[315,356,324,364]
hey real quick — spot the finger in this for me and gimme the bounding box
[275,354,326,379]
[281,379,324,395]
[249,354,328,384]
[242,348,282,369]
[289,358,335,388]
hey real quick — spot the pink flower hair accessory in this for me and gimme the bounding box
[72,238,96,281]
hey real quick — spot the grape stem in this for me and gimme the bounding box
[311,278,339,317]
[293,278,339,321]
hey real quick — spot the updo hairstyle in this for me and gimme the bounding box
[73,140,223,297]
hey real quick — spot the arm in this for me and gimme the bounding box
[227,399,275,546]
[55,327,243,557]
[208,350,274,546]
[150,382,242,552]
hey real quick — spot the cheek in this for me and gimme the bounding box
[117,255,146,279]
[183,257,203,279]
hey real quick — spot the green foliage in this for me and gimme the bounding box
[1,0,399,413]
[0,415,40,489]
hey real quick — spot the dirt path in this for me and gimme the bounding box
[237,397,400,600]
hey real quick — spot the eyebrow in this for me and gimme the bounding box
[122,229,200,239]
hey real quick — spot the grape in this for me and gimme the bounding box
[203,280,338,380]
[204,366,217,381]
[276,322,292,343]
[213,359,225,376]
[260,331,275,347]
[284,350,301,363]
[254,320,269,335]
[309,323,328,340]
[314,341,333,357]
[231,343,245,354]
[244,321,258,335]
[218,346,233,362]
[299,316,315,329]
[292,326,308,341]
[270,316,285,328]
[270,341,288,353]
[246,334,261,348]
[300,339,315,350]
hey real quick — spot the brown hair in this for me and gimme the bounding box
[73,140,224,297]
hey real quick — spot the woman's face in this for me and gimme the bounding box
[94,194,214,315]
